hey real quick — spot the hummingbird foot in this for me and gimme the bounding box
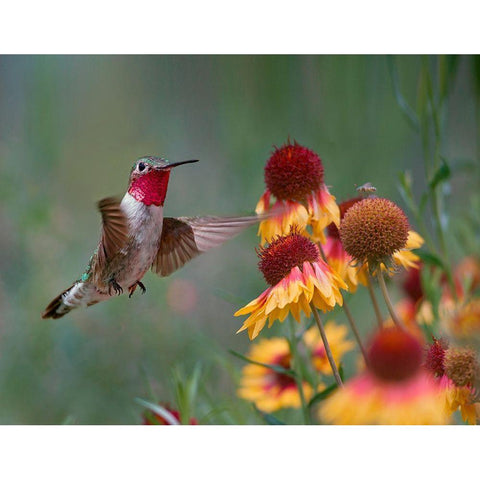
[128,281,146,298]
[108,279,123,296]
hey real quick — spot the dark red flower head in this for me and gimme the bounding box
[367,327,423,382]
[264,141,324,202]
[424,337,448,377]
[258,229,320,286]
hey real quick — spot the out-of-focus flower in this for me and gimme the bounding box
[235,230,347,340]
[388,263,433,338]
[438,257,480,345]
[437,255,479,328]
[256,141,339,245]
[142,404,198,425]
[454,256,480,295]
[424,340,478,425]
[402,263,424,303]
[237,337,317,412]
[303,322,354,376]
[319,327,448,424]
[339,197,410,273]
[440,376,477,424]
[441,298,480,346]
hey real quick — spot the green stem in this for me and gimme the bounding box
[366,273,384,328]
[287,318,311,424]
[342,298,369,367]
[377,270,403,328]
[312,307,343,387]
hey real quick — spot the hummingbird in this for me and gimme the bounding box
[42,156,261,319]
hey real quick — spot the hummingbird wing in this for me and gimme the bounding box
[152,215,260,277]
[94,197,130,274]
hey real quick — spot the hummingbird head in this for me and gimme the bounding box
[128,156,198,206]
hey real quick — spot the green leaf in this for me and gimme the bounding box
[228,349,297,378]
[171,364,202,424]
[134,398,181,425]
[414,250,446,270]
[307,383,338,407]
[417,62,430,121]
[438,55,459,103]
[429,160,451,191]
[253,405,285,425]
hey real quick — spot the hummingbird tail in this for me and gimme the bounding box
[41,284,76,319]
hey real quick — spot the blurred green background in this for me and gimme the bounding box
[0,55,478,424]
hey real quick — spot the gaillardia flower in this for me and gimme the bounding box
[303,322,354,376]
[425,340,478,424]
[237,337,317,412]
[319,327,448,424]
[256,141,339,244]
[339,197,410,273]
[325,197,423,290]
[235,230,348,340]
[438,258,480,346]
[443,298,480,344]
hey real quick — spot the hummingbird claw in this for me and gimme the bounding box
[128,281,146,298]
[138,281,146,294]
[108,279,123,296]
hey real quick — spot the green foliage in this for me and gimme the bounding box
[307,383,338,408]
[228,350,297,378]
[253,406,286,425]
[135,398,180,425]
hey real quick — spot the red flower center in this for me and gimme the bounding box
[424,337,448,377]
[264,141,324,202]
[367,327,423,382]
[258,231,320,286]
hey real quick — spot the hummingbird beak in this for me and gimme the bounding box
[158,159,199,170]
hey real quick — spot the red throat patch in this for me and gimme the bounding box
[128,170,171,206]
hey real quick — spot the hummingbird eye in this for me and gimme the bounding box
[138,162,146,172]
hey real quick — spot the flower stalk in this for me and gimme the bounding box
[312,307,343,387]
[366,274,384,328]
[377,270,403,328]
[342,298,369,367]
[287,318,311,424]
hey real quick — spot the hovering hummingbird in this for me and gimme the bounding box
[42,156,261,319]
